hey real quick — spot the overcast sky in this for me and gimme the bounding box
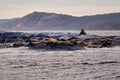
[0,0,120,19]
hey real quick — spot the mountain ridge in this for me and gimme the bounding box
[0,12,120,30]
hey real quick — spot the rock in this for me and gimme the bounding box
[100,38,113,47]
[13,43,25,47]
[0,38,6,43]
[79,28,86,35]
[29,41,84,50]
[112,36,120,46]
[5,38,18,43]
[12,38,28,47]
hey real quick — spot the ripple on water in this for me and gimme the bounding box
[0,46,120,80]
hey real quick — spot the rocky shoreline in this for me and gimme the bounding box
[0,31,120,50]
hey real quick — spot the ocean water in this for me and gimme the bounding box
[13,30,120,36]
[0,31,120,80]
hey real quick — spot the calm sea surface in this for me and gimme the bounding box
[12,30,120,36]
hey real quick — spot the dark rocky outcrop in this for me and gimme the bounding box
[79,28,86,35]
[29,42,84,50]
[0,31,120,50]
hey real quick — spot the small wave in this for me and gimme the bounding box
[97,61,119,64]
[81,61,119,65]
[81,62,93,65]
[27,62,38,67]
[11,62,38,69]
[116,76,120,79]
[11,65,24,69]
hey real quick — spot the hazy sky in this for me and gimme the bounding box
[0,0,120,19]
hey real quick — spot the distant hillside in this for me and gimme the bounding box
[0,12,120,30]
[0,18,19,24]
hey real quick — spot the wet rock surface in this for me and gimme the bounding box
[29,42,84,50]
[0,31,120,50]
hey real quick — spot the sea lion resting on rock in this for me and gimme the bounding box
[29,40,84,50]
